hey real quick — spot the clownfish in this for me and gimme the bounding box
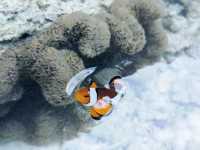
[74,76,123,120]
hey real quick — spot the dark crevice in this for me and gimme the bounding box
[0,32,34,45]
[80,48,115,69]
[18,33,32,40]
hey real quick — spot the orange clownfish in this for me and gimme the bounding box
[74,76,121,120]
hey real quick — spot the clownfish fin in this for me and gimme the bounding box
[88,109,102,120]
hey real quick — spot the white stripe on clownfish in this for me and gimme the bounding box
[83,88,97,106]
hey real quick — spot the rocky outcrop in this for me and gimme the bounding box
[0,0,167,145]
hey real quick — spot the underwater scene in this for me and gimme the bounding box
[0,0,200,149]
